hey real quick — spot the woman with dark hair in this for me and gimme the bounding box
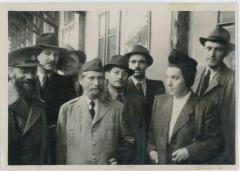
[147,49,224,164]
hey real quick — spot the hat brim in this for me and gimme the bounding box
[13,63,38,67]
[104,64,134,76]
[9,46,42,57]
[36,44,67,52]
[199,37,235,51]
[125,52,153,66]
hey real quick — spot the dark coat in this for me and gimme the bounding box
[105,87,147,164]
[36,72,77,125]
[127,78,165,129]
[8,97,49,165]
[147,93,224,164]
[192,64,235,164]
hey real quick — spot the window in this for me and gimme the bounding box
[217,11,235,70]
[124,11,151,53]
[98,11,120,64]
[64,11,74,25]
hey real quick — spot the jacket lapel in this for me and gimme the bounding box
[23,100,42,135]
[77,96,92,124]
[170,93,195,140]
[192,67,205,95]
[92,100,110,126]
[160,95,173,146]
[145,79,151,99]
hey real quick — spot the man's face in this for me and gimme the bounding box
[106,67,128,89]
[79,71,105,99]
[166,66,188,97]
[37,48,59,71]
[204,41,227,69]
[128,54,149,79]
[13,67,37,99]
[63,53,83,76]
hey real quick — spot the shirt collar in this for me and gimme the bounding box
[84,95,98,108]
[173,91,191,103]
[131,76,146,86]
[107,86,124,100]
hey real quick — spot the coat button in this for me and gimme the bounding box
[192,138,196,142]
[92,141,96,145]
[92,155,96,160]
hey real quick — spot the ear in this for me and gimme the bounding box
[105,71,110,80]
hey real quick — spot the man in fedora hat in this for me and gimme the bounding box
[192,26,235,164]
[8,47,50,164]
[104,55,147,164]
[56,58,134,165]
[126,45,165,131]
[35,33,76,164]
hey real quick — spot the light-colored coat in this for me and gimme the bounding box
[192,63,235,164]
[56,96,134,165]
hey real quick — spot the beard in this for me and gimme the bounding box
[14,80,36,101]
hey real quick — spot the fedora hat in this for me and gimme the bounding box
[35,33,66,51]
[9,46,42,67]
[199,26,235,51]
[104,55,134,75]
[64,44,86,63]
[125,45,153,66]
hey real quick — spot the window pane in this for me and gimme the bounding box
[125,11,150,52]
[99,38,105,62]
[219,11,235,23]
[99,14,106,37]
[107,35,117,61]
[108,12,118,35]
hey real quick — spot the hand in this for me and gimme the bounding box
[108,158,117,165]
[172,148,189,163]
[149,150,159,164]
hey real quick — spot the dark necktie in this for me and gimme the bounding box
[200,70,211,96]
[136,82,144,96]
[42,75,50,91]
[116,93,123,103]
[89,101,95,119]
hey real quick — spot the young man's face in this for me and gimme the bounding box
[166,66,188,97]
[106,67,128,89]
[204,41,227,69]
[12,67,37,98]
[79,71,105,99]
[128,54,149,79]
[37,48,59,71]
[62,53,83,76]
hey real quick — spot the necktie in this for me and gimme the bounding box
[89,101,95,119]
[136,82,144,96]
[200,70,211,96]
[116,93,123,103]
[42,75,49,91]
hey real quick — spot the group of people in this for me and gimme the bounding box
[8,26,235,165]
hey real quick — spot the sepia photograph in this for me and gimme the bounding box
[0,2,238,170]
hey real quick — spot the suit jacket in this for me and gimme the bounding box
[56,95,134,165]
[8,97,49,165]
[192,63,235,164]
[36,72,77,125]
[127,78,165,129]
[147,93,223,164]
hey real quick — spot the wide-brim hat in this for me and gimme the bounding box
[199,26,235,51]
[125,44,153,66]
[8,46,42,67]
[64,44,86,63]
[35,33,66,52]
[104,55,134,75]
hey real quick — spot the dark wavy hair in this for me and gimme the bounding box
[168,49,198,88]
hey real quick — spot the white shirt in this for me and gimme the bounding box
[168,91,191,143]
[84,95,98,117]
[131,76,146,96]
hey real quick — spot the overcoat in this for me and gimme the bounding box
[56,95,134,165]
[8,97,50,165]
[192,63,235,164]
[147,93,224,164]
